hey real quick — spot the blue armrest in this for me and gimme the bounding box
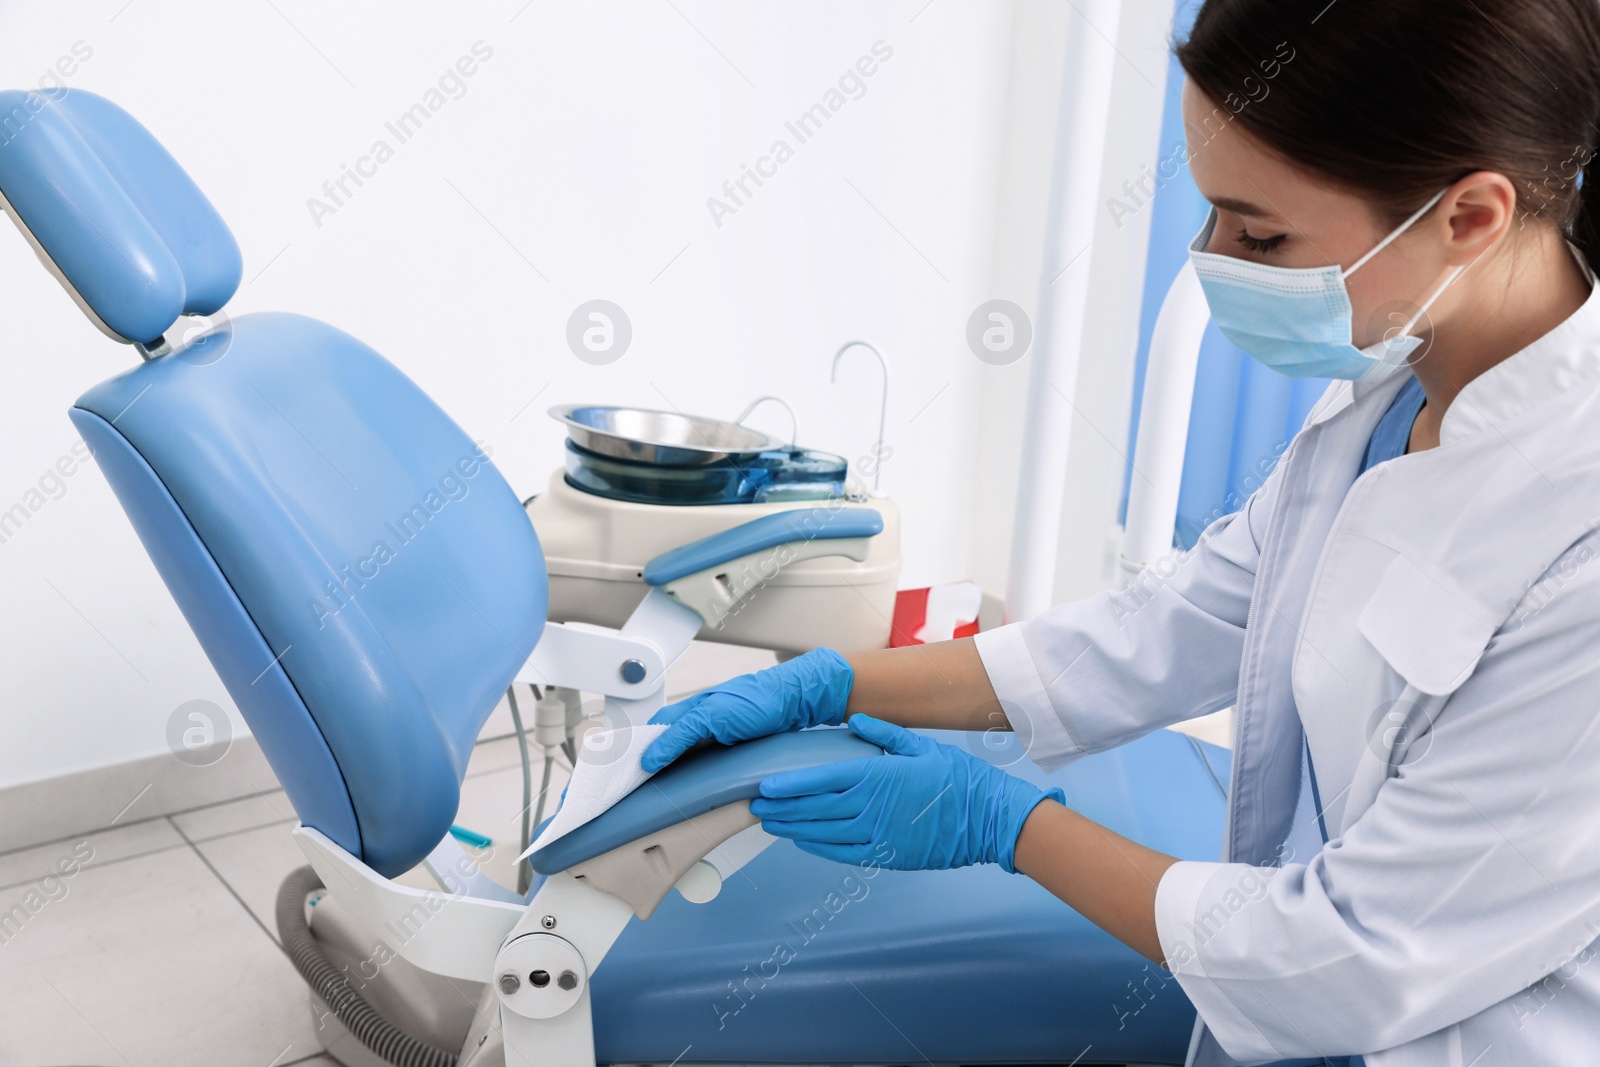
[529,728,882,873]
[641,507,882,587]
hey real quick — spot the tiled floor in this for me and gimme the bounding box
[0,639,1225,1067]
[0,639,774,1067]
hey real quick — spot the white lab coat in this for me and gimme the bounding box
[974,261,1600,1066]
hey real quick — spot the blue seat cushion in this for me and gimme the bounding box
[589,728,1230,1064]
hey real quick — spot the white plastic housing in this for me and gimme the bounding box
[526,471,902,655]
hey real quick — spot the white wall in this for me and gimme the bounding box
[1053,0,1173,604]
[0,0,1163,792]
[971,0,1172,610]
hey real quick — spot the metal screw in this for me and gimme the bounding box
[620,658,646,684]
[557,970,578,991]
[530,969,551,988]
[541,914,557,929]
[497,972,520,995]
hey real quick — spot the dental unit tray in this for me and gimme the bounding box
[550,403,782,466]
[3,87,1231,1067]
[551,403,852,506]
[562,437,851,506]
[532,407,897,654]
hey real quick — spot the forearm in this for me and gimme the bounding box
[841,636,1005,732]
[1012,798,1179,963]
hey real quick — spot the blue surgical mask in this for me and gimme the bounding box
[1188,188,1463,381]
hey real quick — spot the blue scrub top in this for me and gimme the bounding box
[1282,374,1425,1067]
[1360,375,1428,475]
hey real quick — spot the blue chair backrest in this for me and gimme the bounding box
[3,88,548,878]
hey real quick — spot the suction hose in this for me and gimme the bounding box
[275,866,459,1067]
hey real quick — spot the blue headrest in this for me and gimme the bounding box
[0,88,241,344]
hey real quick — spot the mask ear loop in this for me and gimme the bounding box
[1371,262,1466,365]
[1343,187,1451,279]
[1396,264,1466,336]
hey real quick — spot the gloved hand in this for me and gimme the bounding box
[640,647,854,773]
[748,714,1064,873]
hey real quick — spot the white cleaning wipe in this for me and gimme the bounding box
[519,723,671,860]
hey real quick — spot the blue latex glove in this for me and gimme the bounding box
[641,647,853,773]
[748,714,1064,873]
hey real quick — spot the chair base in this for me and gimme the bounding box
[309,995,391,1067]
[305,890,488,1064]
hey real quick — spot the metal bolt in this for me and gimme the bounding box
[497,972,521,995]
[620,658,646,684]
[557,970,578,991]
[529,969,551,988]
[541,914,557,929]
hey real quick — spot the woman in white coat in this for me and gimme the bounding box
[643,0,1600,1062]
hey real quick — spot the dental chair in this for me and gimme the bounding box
[0,88,1232,1065]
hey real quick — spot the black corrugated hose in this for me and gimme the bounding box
[275,865,458,1067]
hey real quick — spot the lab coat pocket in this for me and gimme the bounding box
[1356,551,1500,697]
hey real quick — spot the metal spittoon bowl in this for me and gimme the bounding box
[548,404,783,467]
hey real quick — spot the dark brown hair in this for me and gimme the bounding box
[1176,0,1600,272]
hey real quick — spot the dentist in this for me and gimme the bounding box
[645,0,1600,1063]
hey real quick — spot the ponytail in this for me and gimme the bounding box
[1570,146,1600,279]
